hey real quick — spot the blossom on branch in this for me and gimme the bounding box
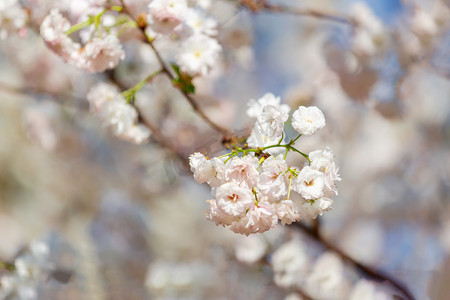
[189,95,340,235]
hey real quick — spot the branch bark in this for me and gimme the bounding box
[120,2,233,138]
[240,0,354,25]
[294,222,416,300]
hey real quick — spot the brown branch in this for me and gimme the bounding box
[294,222,416,300]
[0,81,86,108]
[120,1,233,138]
[240,0,354,25]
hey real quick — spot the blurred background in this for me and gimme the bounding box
[0,0,449,299]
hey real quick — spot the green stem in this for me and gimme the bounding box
[290,133,302,145]
[286,145,310,164]
[0,260,15,272]
[65,9,107,36]
[121,69,163,103]
[66,18,93,35]
[218,143,310,164]
[277,132,284,145]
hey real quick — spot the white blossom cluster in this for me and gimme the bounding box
[40,9,125,73]
[0,241,50,300]
[270,239,392,299]
[0,0,27,40]
[146,0,221,76]
[189,94,340,235]
[350,2,387,57]
[87,83,151,144]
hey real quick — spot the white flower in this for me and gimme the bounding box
[234,235,267,264]
[247,93,290,118]
[206,199,237,226]
[189,153,224,187]
[284,293,304,300]
[194,0,211,10]
[275,199,303,225]
[291,106,325,136]
[271,239,310,287]
[309,148,341,195]
[305,252,348,299]
[82,35,125,73]
[223,155,259,188]
[102,99,138,135]
[0,0,27,40]
[349,280,391,300]
[176,34,221,76]
[246,126,286,156]
[86,83,122,114]
[411,8,438,38]
[257,104,290,138]
[148,0,187,34]
[351,3,384,37]
[293,166,325,200]
[301,197,333,219]
[184,8,218,36]
[40,9,81,64]
[87,83,139,137]
[230,201,277,235]
[258,155,289,201]
[350,3,386,56]
[118,124,151,144]
[215,182,254,218]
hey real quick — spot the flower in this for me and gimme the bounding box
[349,280,391,300]
[271,239,310,287]
[246,126,286,156]
[206,199,237,226]
[118,124,151,144]
[293,166,325,200]
[229,201,277,235]
[305,252,348,299]
[275,199,303,225]
[184,8,218,36]
[223,155,259,188]
[82,35,125,73]
[0,0,27,40]
[309,148,341,195]
[257,104,290,138]
[291,106,325,136]
[86,83,142,140]
[176,34,222,76]
[102,100,138,135]
[215,182,254,218]
[86,83,122,114]
[247,93,290,118]
[234,235,267,264]
[148,0,187,34]
[258,155,289,202]
[350,3,386,57]
[189,153,225,187]
[40,9,81,64]
[301,197,333,219]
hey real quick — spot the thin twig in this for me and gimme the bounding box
[294,222,416,300]
[120,1,233,137]
[240,0,354,25]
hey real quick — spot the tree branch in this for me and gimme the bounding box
[120,1,233,138]
[294,222,416,300]
[240,0,354,25]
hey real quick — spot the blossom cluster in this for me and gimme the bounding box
[87,83,151,144]
[146,0,221,76]
[40,8,125,73]
[0,0,28,40]
[0,241,50,300]
[190,93,340,235]
[350,3,386,57]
